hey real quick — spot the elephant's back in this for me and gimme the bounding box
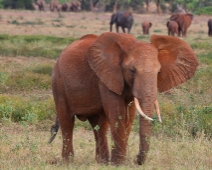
[58,34,98,73]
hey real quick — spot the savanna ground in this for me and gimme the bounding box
[0,9,212,170]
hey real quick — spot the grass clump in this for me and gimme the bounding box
[0,34,76,58]
[0,94,55,124]
[5,71,51,91]
[31,64,54,76]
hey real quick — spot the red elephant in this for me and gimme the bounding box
[142,21,152,35]
[170,13,194,37]
[166,20,179,36]
[49,32,198,165]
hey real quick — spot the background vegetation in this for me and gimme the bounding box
[1,0,212,15]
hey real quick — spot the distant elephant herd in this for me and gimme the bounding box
[34,0,81,12]
[110,11,212,37]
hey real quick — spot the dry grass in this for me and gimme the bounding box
[0,123,212,170]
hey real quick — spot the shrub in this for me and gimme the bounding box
[5,71,51,90]
[0,95,55,123]
[194,6,212,15]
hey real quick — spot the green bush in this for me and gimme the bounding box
[0,95,55,123]
[151,104,212,138]
[5,71,51,90]
[3,0,34,10]
[194,6,212,15]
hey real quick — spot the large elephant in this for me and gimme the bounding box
[208,19,212,37]
[142,21,152,35]
[49,32,198,165]
[50,0,59,12]
[170,13,194,37]
[110,11,134,34]
[166,20,179,36]
[36,0,46,11]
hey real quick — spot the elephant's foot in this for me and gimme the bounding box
[62,153,74,164]
[111,151,126,165]
[96,156,109,165]
[96,150,109,165]
[136,152,147,165]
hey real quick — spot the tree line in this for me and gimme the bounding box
[1,0,212,14]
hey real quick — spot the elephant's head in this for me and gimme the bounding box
[87,32,198,120]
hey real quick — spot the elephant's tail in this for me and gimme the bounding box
[48,116,60,144]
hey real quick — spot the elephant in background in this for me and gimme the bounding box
[61,2,71,12]
[142,21,152,35]
[49,32,198,165]
[50,0,59,12]
[35,0,46,11]
[110,11,134,34]
[167,20,179,36]
[70,1,81,12]
[56,3,62,12]
[208,19,212,37]
[170,13,194,37]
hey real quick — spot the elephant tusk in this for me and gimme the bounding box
[154,100,162,123]
[134,97,153,122]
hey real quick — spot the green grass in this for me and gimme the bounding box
[0,34,76,58]
[0,94,55,123]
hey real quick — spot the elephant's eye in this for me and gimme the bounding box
[130,67,136,75]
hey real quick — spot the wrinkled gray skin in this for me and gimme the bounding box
[110,11,134,34]
[208,19,212,37]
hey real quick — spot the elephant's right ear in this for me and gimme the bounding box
[87,32,135,95]
[186,13,194,20]
[170,14,179,20]
[151,34,199,92]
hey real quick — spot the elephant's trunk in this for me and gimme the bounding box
[136,100,154,165]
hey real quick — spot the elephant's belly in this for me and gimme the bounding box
[66,90,103,116]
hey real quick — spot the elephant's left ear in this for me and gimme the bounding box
[151,34,199,92]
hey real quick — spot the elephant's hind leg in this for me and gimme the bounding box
[88,114,109,164]
[54,94,75,163]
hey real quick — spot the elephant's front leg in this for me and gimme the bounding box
[121,27,126,33]
[115,24,119,33]
[137,116,151,165]
[99,83,130,165]
[88,114,109,164]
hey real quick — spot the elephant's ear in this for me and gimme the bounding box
[87,32,136,95]
[170,14,179,21]
[149,22,152,27]
[151,34,199,92]
[186,13,194,20]
[166,21,170,27]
